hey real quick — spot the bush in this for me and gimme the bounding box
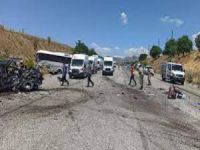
[186,71,193,83]
[177,35,193,56]
[150,45,162,59]
[195,34,200,51]
[25,58,35,69]
[163,39,177,56]
[139,53,148,61]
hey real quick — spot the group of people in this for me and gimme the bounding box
[128,64,154,90]
[60,62,94,87]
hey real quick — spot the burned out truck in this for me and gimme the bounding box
[0,59,43,92]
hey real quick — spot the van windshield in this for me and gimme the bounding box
[104,61,112,66]
[172,65,183,71]
[71,59,84,66]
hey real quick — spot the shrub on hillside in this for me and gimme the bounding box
[150,45,162,59]
[195,34,200,51]
[139,53,148,61]
[163,39,177,56]
[177,35,193,56]
[25,58,35,69]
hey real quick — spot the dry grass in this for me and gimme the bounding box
[0,27,72,60]
[149,51,200,85]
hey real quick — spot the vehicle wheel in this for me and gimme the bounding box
[57,69,62,74]
[111,72,113,76]
[22,81,34,92]
[162,75,165,81]
[181,81,184,85]
[33,84,39,90]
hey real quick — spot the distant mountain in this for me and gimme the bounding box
[124,55,138,62]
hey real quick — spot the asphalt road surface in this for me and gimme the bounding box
[0,68,200,150]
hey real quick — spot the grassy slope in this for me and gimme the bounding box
[149,51,200,84]
[0,26,71,59]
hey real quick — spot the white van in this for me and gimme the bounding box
[88,56,98,74]
[69,54,88,78]
[161,62,185,85]
[97,57,103,70]
[102,57,114,76]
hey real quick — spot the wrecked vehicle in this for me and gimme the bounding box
[0,59,43,92]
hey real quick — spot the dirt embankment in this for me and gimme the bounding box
[149,51,200,85]
[0,25,72,59]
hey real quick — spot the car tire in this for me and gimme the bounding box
[22,81,34,92]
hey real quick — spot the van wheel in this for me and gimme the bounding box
[181,81,184,85]
[162,75,165,81]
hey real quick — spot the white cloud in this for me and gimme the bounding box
[90,42,111,56]
[120,12,128,25]
[160,16,184,27]
[125,46,149,57]
[114,46,120,50]
[192,32,200,50]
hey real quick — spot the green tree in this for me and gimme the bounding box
[195,34,200,51]
[88,48,97,56]
[177,35,193,56]
[163,39,177,56]
[150,45,162,59]
[73,40,89,54]
[139,53,148,61]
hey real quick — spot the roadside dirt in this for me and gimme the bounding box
[0,69,200,150]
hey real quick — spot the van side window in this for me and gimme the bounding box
[168,64,171,70]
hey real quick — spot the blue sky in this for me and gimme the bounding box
[0,0,200,56]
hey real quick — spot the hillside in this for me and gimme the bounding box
[149,51,200,85]
[0,25,71,59]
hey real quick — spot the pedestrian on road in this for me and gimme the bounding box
[86,63,94,87]
[61,63,69,86]
[128,64,137,86]
[138,65,144,90]
[147,67,154,86]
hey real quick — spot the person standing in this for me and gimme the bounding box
[138,65,144,90]
[128,64,137,86]
[61,63,69,86]
[147,67,154,85]
[86,63,94,87]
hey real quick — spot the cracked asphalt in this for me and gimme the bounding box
[0,68,200,150]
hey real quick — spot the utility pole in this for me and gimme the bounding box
[158,39,160,47]
[171,30,174,39]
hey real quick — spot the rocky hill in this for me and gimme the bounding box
[0,25,71,59]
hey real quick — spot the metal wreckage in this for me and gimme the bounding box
[0,58,43,92]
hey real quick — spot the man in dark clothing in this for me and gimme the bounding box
[128,64,137,86]
[61,63,69,86]
[87,63,94,87]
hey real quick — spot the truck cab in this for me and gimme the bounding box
[161,62,185,85]
[102,57,114,76]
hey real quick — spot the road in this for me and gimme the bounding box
[0,68,200,150]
